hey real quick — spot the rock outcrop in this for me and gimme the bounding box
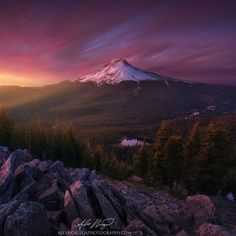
[0,150,235,236]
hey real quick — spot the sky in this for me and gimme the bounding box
[0,0,235,86]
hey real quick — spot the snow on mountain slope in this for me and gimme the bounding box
[78,58,181,85]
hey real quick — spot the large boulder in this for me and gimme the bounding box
[186,195,215,225]
[98,181,126,221]
[38,180,64,211]
[64,180,95,227]
[0,150,26,203]
[125,201,170,235]
[0,200,20,231]
[69,168,94,182]
[46,210,66,229]
[143,205,163,223]
[70,217,82,231]
[16,150,33,163]
[0,177,15,204]
[4,201,51,236]
[50,161,66,179]
[14,172,58,202]
[124,220,156,236]
[91,179,124,230]
[14,159,40,177]
[64,190,79,227]
[175,229,188,236]
[128,175,144,184]
[37,160,52,174]
[196,223,232,236]
[0,152,21,194]
[0,153,7,168]
[69,180,95,219]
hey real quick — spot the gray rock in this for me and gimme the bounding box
[37,160,52,173]
[124,220,156,236]
[186,195,215,226]
[143,205,163,224]
[14,159,40,177]
[71,168,92,182]
[7,150,26,171]
[89,170,96,182]
[69,180,95,220]
[58,223,69,232]
[64,180,95,227]
[18,150,33,162]
[99,182,126,221]
[0,200,20,231]
[38,181,64,211]
[0,149,30,202]
[0,177,15,204]
[91,179,124,230]
[0,153,20,203]
[16,168,35,191]
[14,173,56,202]
[0,154,7,168]
[4,201,51,236]
[71,217,82,231]
[0,150,24,195]
[50,161,66,179]
[64,190,79,227]
[128,175,144,184]
[175,229,188,236]
[47,210,65,224]
[125,201,170,235]
[196,223,232,236]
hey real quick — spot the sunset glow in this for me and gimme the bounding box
[0,72,56,86]
[0,0,235,86]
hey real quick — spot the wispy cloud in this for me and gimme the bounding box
[0,0,235,85]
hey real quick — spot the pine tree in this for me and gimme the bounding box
[0,107,14,146]
[184,122,203,191]
[148,121,173,184]
[27,120,46,159]
[11,123,28,150]
[163,135,184,186]
[105,153,120,178]
[92,145,105,172]
[81,138,93,168]
[133,143,149,178]
[46,124,62,161]
[198,122,231,194]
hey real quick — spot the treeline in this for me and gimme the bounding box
[0,108,131,179]
[133,119,236,195]
[1,107,236,195]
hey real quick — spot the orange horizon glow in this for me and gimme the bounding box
[0,72,60,87]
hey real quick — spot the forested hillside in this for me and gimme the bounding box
[1,107,236,196]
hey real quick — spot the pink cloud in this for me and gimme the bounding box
[0,0,235,86]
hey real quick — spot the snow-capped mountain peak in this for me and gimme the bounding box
[78,58,179,85]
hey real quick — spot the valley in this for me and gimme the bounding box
[0,59,236,141]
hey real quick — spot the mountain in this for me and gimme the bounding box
[78,58,182,85]
[0,59,236,138]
